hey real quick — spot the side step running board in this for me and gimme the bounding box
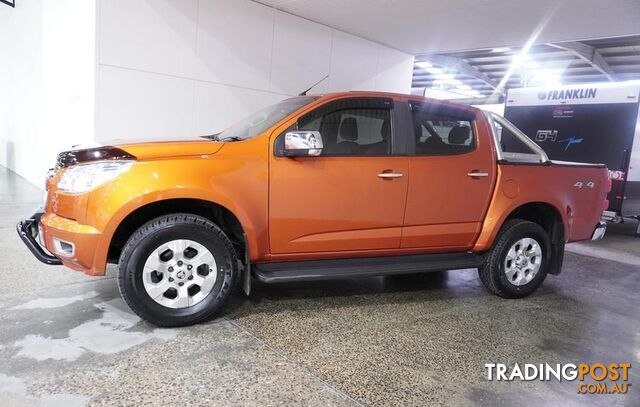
[253,253,484,283]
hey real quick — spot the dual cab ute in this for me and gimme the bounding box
[17,92,610,326]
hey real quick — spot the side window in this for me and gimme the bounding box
[410,102,476,156]
[493,122,535,154]
[297,99,392,156]
[489,115,547,162]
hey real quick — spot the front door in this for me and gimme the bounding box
[401,101,496,250]
[269,97,409,255]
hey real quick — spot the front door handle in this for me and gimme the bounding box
[467,171,489,178]
[378,172,404,179]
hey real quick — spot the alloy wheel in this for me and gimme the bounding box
[503,237,542,286]
[142,239,217,308]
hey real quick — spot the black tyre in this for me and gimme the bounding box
[478,219,551,298]
[118,214,238,327]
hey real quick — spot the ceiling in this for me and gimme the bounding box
[412,35,640,101]
[255,0,640,55]
[256,1,640,103]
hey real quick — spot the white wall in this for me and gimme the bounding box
[41,0,97,157]
[96,0,414,141]
[1,0,413,185]
[0,0,43,185]
[0,0,96,186]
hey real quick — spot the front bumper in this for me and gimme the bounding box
[17,209,104,274]
[17,210,62,265]
[591,221,607,241]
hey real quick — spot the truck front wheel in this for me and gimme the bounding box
[118,214,238,327]
[478,219,551,298]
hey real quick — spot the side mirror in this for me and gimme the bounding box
[284,131,323,157]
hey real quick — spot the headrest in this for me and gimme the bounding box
[380,119,391,141]
[340,118,358,141]
[448,126,470,145]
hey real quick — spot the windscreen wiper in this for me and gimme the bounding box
[201,133,242,142]
[216,136,243,142]
[201,132,221,141]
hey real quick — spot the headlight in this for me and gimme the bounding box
[57,161,133,193]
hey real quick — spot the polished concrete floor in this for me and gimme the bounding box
[0,165,638,406]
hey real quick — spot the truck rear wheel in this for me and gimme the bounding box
[478,219,551,298]
[118,214,238,327]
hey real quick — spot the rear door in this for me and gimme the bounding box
[269,97,409,254]
[401,101,495,249]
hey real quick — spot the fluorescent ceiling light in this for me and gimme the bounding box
[433,73,455,81]
[524,60,541,69]
[512,53,531,66]
[450,87,485,98]
[461,89,481,96]
[455,89,476,96]
[491,47,511,53]
[416,62,446,76]
[426,67,444,75]
[434,78,462,86]
[493,7,552,97]
[456,84,472,90]
[424,88,467,100]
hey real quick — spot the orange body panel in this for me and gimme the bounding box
[42,138,270,275]
[401,109,497,250]
[269,156,410,253]
[474,163,609,251]
[36,91,608,275]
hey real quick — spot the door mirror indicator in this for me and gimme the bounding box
[284,131,323,157]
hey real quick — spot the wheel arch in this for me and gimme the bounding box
[498,201,566,275]
[505,202,565,236]
[106,198,248,267]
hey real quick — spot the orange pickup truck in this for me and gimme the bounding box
[18,92,610,326]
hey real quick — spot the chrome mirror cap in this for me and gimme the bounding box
[284,131,323,157]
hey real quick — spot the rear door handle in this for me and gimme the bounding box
[467,171,489,178]
[378,173,404,179]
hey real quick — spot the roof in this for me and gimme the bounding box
[308,91,482,114]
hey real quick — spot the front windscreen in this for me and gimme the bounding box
[216,96,319,141]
